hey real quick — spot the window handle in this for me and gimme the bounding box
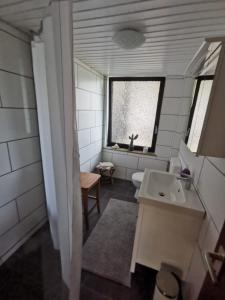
[154,125,158,134]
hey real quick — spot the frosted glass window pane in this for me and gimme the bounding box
[188,80,213,152]
[111,81,161,147]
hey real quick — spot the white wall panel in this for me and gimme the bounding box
[0,31,33,77]
[16,184,45,220]
[0,143,11,176]
[91,126,102,143]
[0,162,43,207]
[77,65,96,92]
[78,129,90,149]
[76,88,91,110]
[0,205,46,257]
[0,201,18,236]
[8,137,41,170]
[78,110,95,129]
[0,109,39,142]
[198,158,225,233]
[0,71,36,108]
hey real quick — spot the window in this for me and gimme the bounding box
[108,77,165,152]
[186,76,214,153]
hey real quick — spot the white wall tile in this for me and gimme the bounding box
[80,160,91,172]
[207,157,225,175]
[102,150,113,162]
[0,205,46,256]
[96,75,104,94]
[79,143,95,165]
[184,246,206,300]
[16,184,45,220]
[78,129,90,149]
[112,152,127,167]
[161,98,181,115]
[197,158,225,232]
[0,162,43,207]
[76,88,91,110]
[199,219,219,255]
[78,111,95,130]
[157,131,173,146]
[8,137,41,170]
[0,109,38,142]
[95,111,103,126]
[113,166,126,179]
[91,126,102,143]
[93,140,102,156]
[0,201,18,236]
[0,143,11,176]
[176,115,189,133]
[0,31,32,77]
[126,155,139,169]
[159,115,177,131]
[74,63,78,88]
[155,145,172,158]
[138,156,168,171]
[164,78,185,98]
[0,71,36,108]
[91,153,102,170]
[179,141,204,185]
[77,65,96,92]
[91,94,103,110]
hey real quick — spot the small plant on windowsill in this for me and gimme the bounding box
[128,134,138,151]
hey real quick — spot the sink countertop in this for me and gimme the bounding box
[138,169,205,218]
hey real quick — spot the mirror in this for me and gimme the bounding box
[185,42,222,154]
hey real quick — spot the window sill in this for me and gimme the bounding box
[103,146,157,157]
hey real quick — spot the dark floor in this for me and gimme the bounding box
[0,222,68,300]
[81,178,157,300]
[0,178,177,300]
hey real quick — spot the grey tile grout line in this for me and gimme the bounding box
[0,28,30,45]
[0,106,37,110]
[0,135,39,145]
[6,142,13,172]
[0,94,3,107]
[0,202,46,239]
[206,157,225,177]
[0,67,33,80]
[0,217,48,260]
[0,182,44,210]
[0,160,42,179]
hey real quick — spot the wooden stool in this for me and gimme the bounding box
[80,172,101,230]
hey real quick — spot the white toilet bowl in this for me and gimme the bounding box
[132,172,144,198]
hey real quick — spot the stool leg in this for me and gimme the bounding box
[83,190,89,230]
[96,180,100,214]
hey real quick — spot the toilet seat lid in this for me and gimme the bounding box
[132,172,144,182]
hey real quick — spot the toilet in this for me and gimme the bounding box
[132,172,144,199]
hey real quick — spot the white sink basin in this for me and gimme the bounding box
[140,169,186,204]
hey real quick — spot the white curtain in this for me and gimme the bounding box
[32,1,82,299]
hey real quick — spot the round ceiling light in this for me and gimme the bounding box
[112,29,145,49]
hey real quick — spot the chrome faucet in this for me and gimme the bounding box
[176,175,193,190]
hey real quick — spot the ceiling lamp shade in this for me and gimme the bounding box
[112,29,145,49]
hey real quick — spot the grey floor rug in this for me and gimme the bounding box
[82,198,138,287]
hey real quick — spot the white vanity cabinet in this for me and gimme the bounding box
[130,169,205,280]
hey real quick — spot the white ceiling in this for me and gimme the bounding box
[0,0,50,32]
[1,0,225,77]
[73,0,225,76]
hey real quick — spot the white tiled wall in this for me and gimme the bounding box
[102,149,168,180]
[0,24,46,264]
[75,60,105,172]
[179,141,225,300]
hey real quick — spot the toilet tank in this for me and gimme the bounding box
[169,157,181,174]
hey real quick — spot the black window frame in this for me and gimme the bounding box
[185,75,214,146]
[107,77,165,153]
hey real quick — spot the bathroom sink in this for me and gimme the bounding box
[139,169,186,204]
